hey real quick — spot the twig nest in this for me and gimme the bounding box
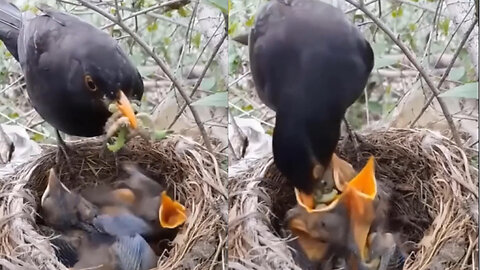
[0,136,227,270]
[228,128,477,270]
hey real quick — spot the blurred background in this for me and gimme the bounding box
[0,0,228,168]
[228,0,478,164]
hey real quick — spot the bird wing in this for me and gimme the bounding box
[0,0,21,60]
[49,234,80,267]
[113,234,158,270]
[93,213,153,237]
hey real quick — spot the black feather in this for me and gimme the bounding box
[0,0,21,60]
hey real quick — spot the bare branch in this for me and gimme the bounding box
[77,0,214,152]
[168,32,227,129]
[410,18,479,128]
[345,0,463,147]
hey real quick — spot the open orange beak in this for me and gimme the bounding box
[116,90,138,129]
[342,156,377,260]
[159,191,187,229]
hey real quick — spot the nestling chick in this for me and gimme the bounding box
[115,164,187,230]
[286,199,364,269]
[41,169,158,270]
[82,164,187,241]
[289,157,379,269]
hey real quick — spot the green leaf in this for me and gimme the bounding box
[368,101,382,115]
[191,92,227,107]
[408,23,417,31]
[147,21,158,32]
[177,7,189,17]
[207,0,228,15]
[392,7,403,18]
[374,57,397,69]
[447,67,465,81]
[163,37,171,46]
[439,19,450,36]
[107,127,127,152]
[242,104,254,111]
[228,0,232,11]
[439,82,478,99]
[8,112,18,119]
[154,130,174,141]
[31,133,44,142]
[245,15,255,27]
[192,33,201,49]
[228,22,238,35]
[200,77,216,91]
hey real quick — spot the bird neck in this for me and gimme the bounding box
[272,109,343,193]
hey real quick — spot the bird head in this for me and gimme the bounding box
[158,191,187,229]
[296,154,357,211]
[41,168,97,229]
[286,203,352,262]
[78,43,143,129]
[291,156,378,263]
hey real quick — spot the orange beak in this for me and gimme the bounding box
[342,156,377,260]
[159,191,187,229]
[116,90,138,129]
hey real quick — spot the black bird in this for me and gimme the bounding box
[0,1,142,145]
[249,0,374,209]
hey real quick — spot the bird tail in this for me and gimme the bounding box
[0,0,21,61]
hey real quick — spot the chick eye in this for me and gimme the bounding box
[84,75,97,91]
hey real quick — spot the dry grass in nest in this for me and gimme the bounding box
[0,135,227,270]
[228,128,478,270]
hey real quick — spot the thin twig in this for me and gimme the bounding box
[0,111,51,138]
[389,0,442,14]
[345,0,463,147]
[434,5,474,68]
[77,0,214,153]
[100,0,194,30]
[168,32,227,129]
[410,18,478,128]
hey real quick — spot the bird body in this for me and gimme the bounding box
[41,169,158,270]
[249,0,374,198]
[81,164,187,239]
[0,1,142,137]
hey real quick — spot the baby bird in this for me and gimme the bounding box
[41,168,158,270]
[286,198,364,269]
[288,157,381,269]
[81,164,187,241]
[365,232,406,270]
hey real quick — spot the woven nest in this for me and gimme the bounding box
[229,128,478,270]
[0,136,227,270]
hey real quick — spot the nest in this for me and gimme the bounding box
[229,128,478,270]
[0,136,227,270]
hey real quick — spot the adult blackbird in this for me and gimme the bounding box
[0,1,143,144]
[249,0,374,209]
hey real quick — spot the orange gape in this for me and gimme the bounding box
[159,191,187,229]
[290,156,377,263]
[341,157,377,260]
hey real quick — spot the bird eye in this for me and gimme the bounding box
[84,75,97,91]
